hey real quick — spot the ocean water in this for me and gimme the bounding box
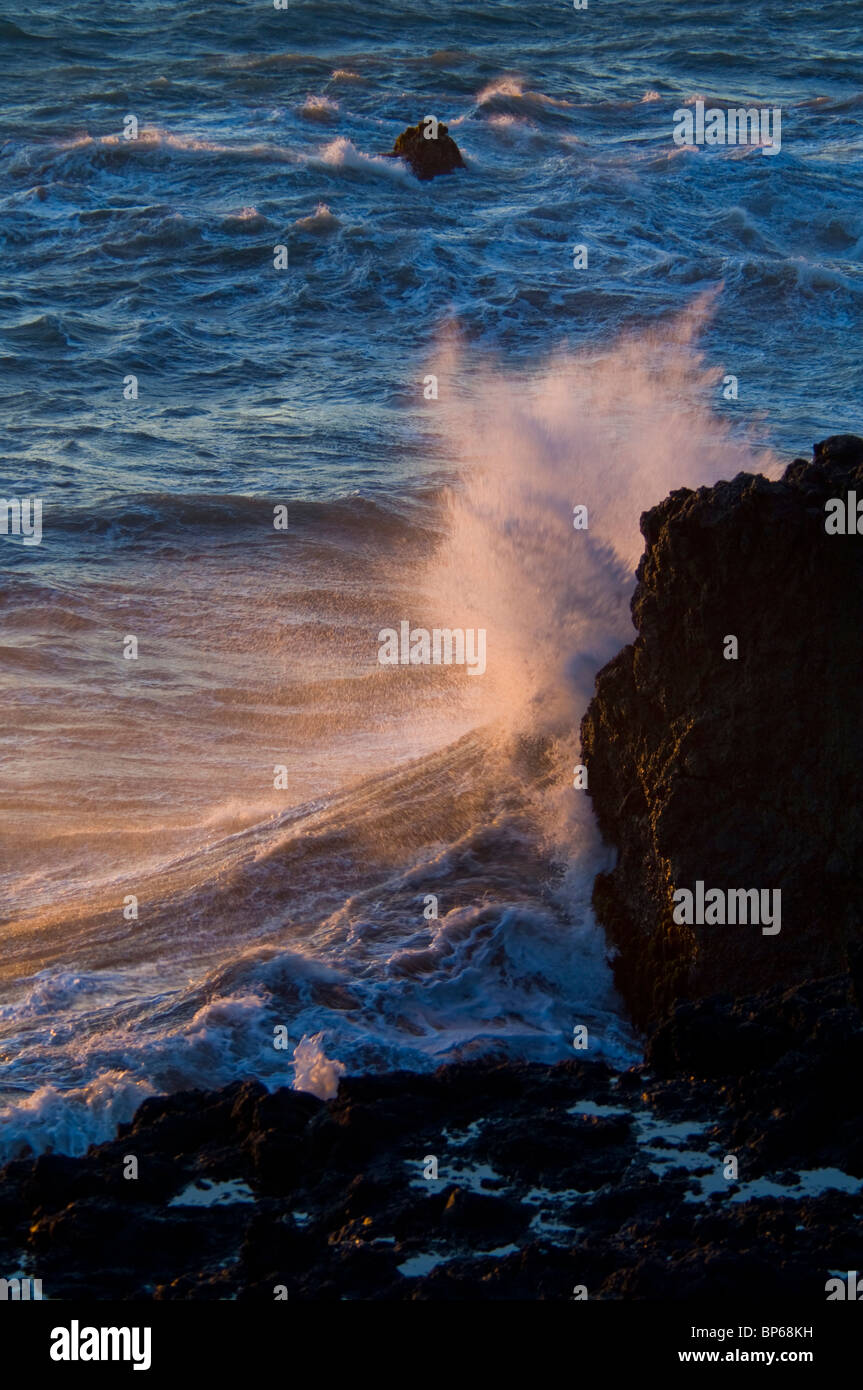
[1,0,860,1155]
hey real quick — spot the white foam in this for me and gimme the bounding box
[292,1032,345,1100]
[314,137,412,182]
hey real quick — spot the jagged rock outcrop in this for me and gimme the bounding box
[385,120,465,180]
[581,435,863,1029]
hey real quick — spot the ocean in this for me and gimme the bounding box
[1,0,861,1156]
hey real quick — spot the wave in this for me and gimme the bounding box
[725,255,863,301]
[20,489,436,543]
[293,202,342,233]
[312,137,414,182]
[2,313,73,349]
[219,206,271,234]
[221,51,337,74]
[14,128,298,181]
[0,306,785,1157]
[0,724,633,1157]
[466,75,586,137]
[0,18,46,44]
[797,91,863,112]
[300,95,340,123]
[476,77,575,111]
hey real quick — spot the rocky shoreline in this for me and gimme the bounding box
[1,967,862,1300]
[3,438,862,1300]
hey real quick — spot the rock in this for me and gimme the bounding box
[385,120,465,180]
[581,436,863,1028]
[239,1210,319,1282]
[847,939,863,1011]
[121,1079,265,1157]
[647,975,852,1079]
[483,1110,631,1191]
[815,434,863,468]
[4,1041,863,1298]
[243,1088,323,1193]
[439,1187,531,1247]
[27,1196,234,1283]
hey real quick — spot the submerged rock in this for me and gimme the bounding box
[385,120,466,180]
[581,435,863,1028]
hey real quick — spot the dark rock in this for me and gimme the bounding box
[439,1187,531,1247]
[385,120,466,180]
[814,433,863,468]
[154,1269,236,1300]
[26,1194,245,1299]
[646,989,796,1077]
[482,1110,631,1190]
[243,1087,323,1193]
[239,1210,319,1282]
[3,1035,861,1298]
[581,436,863,1028]
[390,1188,453,1240]
[847,939,863,1011]
[122,1080,265,1156]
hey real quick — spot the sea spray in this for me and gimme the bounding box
[0,312,780,1156]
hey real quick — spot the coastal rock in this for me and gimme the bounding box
[581,436,863,1028]
[5,436,863,1300]
[2,1043,863,1299]
[439,1186,531,1247]
[386,120,466,180]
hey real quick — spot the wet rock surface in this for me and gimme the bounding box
[581,435,863,1027]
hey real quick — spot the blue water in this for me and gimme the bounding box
[0,0,861,1155]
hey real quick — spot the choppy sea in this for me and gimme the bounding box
[0,0,860,1154]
